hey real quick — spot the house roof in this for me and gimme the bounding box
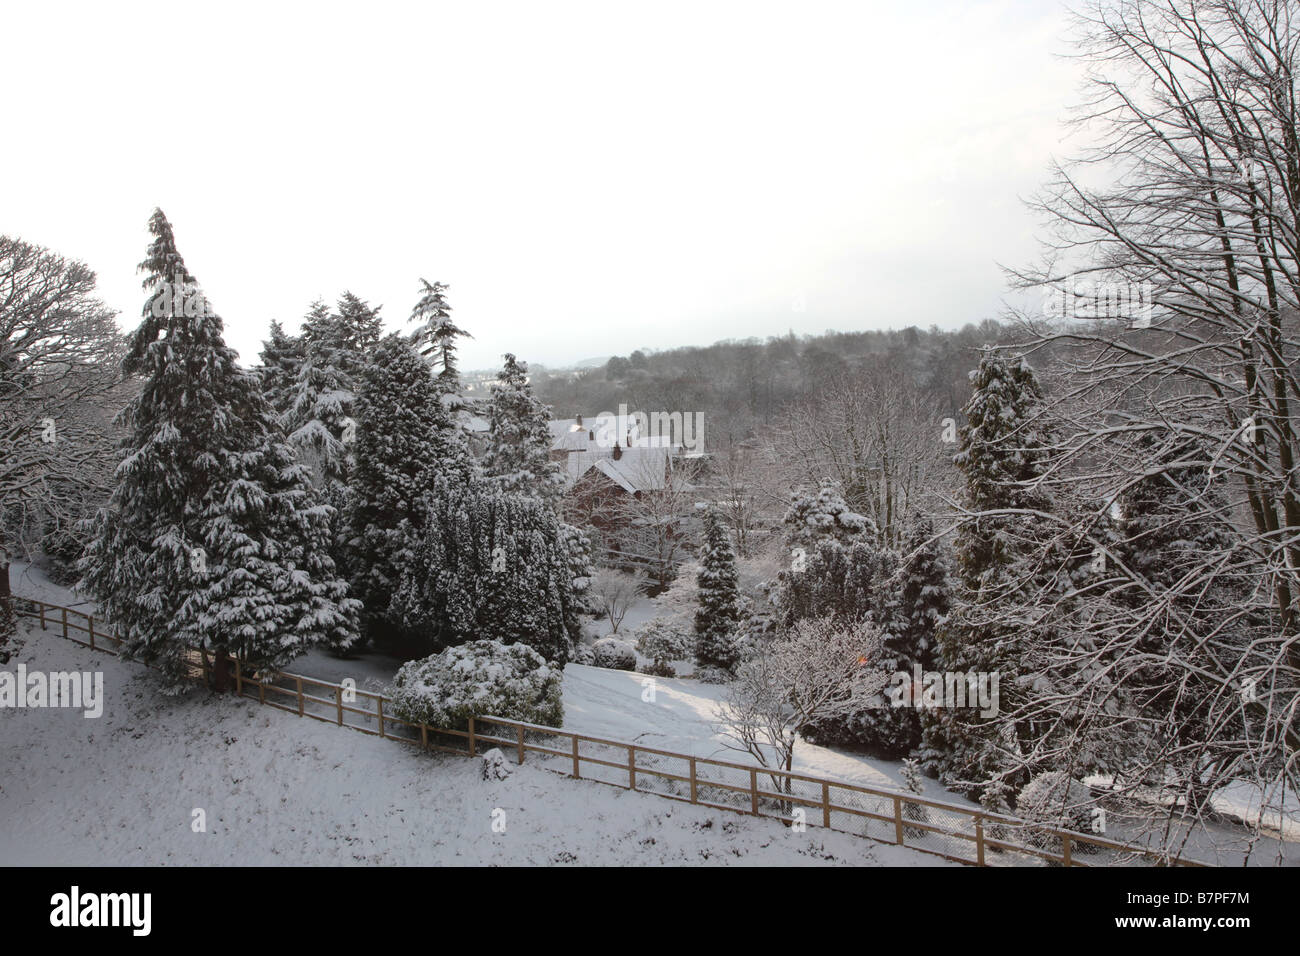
[567,445,673,493]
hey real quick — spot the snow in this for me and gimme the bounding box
[8,563,1298,865]
[0,615,939,866]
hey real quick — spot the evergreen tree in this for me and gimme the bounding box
[257,319,305,423]
[389,478,583,663]
[345,332,475,640]
[79,210,360,684]
[332,291,384,366]
[408,279,470,393]
[782,479,874,552]
[482,353,563,500]
[1112,435,1250,809]
[922,351,1055,794]
[694,509,747,673]
[897,518,951,674]
[286,352,353,488]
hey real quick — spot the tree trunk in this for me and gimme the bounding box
[0,552,14,661]
[213,648,231,693]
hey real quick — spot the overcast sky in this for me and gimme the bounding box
[1,0,1082,372]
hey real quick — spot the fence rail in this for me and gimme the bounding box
[10,594,1204,868]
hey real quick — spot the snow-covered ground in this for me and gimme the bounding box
[0,613,939,866]
[6,563,1297,865]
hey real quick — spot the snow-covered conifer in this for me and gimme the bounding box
[694,509,747,673]
[79,210,360,683]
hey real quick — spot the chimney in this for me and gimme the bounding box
[613,441,623,461]
[576,414,583,427]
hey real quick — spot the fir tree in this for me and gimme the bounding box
[389,478,584,662]
[345,332,463,640]
[922,351,1055,794]
[79,209,360,684]
[482,353,563,500]
[1112,434,1250,809]
[782,479,874,552]
[257,319,305,423]
[408,279,471,393]
[694,509,747,673]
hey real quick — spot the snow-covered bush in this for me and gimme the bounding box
[694,665,734,684]
[900,758,931,840]
[591,637,637,671]
[634,619,694,678]
[570,643,595,666]
[1016,771,1099,854]
[481,747,511,780]
[389,639,563,730]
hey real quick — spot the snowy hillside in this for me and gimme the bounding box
[0,615,941,866]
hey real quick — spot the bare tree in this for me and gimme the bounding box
[588,567,644,634]
[767,358,954,546]
[0,237,123,651]
[993,0,1300,861]
[716,616,886,806]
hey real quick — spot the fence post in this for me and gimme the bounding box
[421,724,428,751]
[377,698,385,739]
[894,795,905,844]
[468,717,476,757]
[1062,833,1072,867]
[628,746,636,790]
[750,768,759,815]
[258,672,265,705]
[822,782,831,829]
[295,676,304,716]
[516,724,525,765]
[975,816,985,866]
[571,736,580,778]
[88,616,95,650]
[234,659,242,696]
[689,757,698,804]
[336,686,343,725]
[39,603,45,630]
[61,607,67,640]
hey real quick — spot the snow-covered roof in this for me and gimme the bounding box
[550,418,598,452]
[568,445,672,494]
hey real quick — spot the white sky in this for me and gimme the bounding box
[0,0,1082,372]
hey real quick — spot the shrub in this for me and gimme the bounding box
[634,619,694,677]
[591,637,637,671]
[694,665,733,685]
[389,639,563,730]
[570,643,595,666]
[1016,771,1099,855]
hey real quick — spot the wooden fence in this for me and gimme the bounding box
[10,594,1205,868]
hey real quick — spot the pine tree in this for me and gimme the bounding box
[345,332,475,641]
[1113,434,1250,809]
[257,319,305,423]
[482,353,563,500]
[782,479,874,552]
[79,210,360,684]
[922,351,1055,794]
[389,478,584,662]
[332,291,384,366]
[408,279,470,393]
[286,352,353,488]
[898,518,951,673]
[694,509,747,673]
